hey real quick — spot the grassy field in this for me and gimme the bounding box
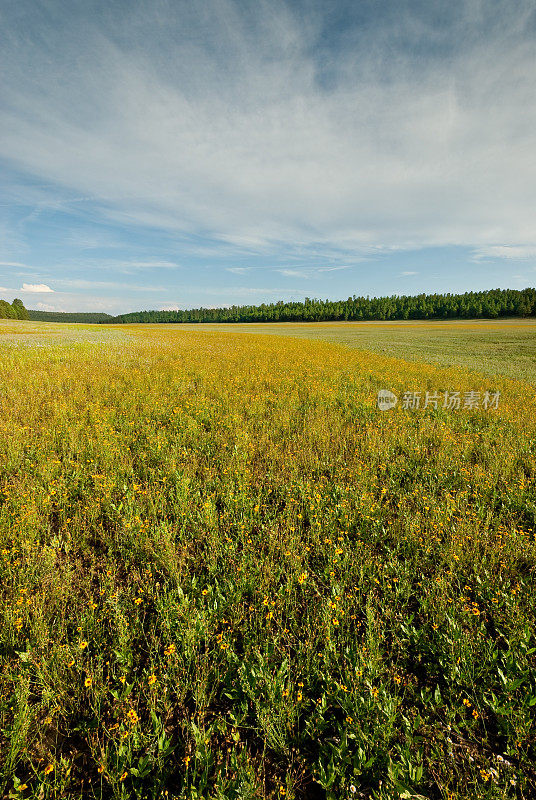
[1,319,535,799]
[174,319,536,386]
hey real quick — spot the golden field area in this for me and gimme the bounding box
[175,319,536,385]
[1,319,535,799]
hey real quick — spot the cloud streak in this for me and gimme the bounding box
[473,246,536,261]
[1,0,535,261]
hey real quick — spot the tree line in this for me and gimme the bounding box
[106,287,536,324]
[28,310,113,323]
[0,299,29,320]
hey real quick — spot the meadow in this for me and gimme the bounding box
[1,319,535,800]
[176,319,536,385]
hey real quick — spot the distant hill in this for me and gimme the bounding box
[28,310,114,323]
[106,287,536,324]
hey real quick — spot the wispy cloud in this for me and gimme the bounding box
[122,261,181,269]
[1,0,535,310]
[473,245,536,261]
[277,265,352,278]
[54,279,165,291]
[2,0,535,257]
[202,286,305,299]
[277,269,310,278]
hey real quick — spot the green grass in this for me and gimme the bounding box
[0,320,535,800]
[175,319,536,385]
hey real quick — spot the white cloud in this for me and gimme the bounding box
[225,267,250,275]
[1,0,536,258]
[21,283,54,293]
[36,302,56,310]
[0,286,10,292]
[401,271,418,276]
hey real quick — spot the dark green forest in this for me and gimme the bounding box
[0,298,29,320]
[27,311,114,323]
[107,287,536,324]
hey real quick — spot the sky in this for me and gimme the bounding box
[1,0,536,314]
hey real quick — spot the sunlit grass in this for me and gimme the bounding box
[175,318,536,384]
[0,321,535,799]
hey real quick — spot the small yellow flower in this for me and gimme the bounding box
[44,764,54,775]
[297,692,303,701]
[17,784,28,792]
[98,765,104,774]
[148,674,157,686]
[127,708,139,724]
[134,597,142,606]
[120,771,128,781]
[84,676,92,688]
[79,641,88,650]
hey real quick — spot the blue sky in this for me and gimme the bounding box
[1,0,536,313]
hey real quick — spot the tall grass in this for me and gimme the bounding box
[0,325,535,799]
